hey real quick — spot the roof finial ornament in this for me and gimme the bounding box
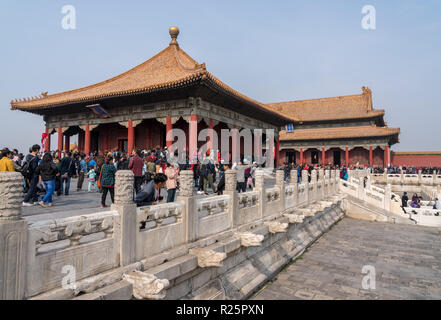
[169,26,179,46]
[362,86,371,95]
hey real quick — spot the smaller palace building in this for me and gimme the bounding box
[267,87,400,167]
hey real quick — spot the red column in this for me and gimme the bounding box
[322,148,326,166]
[146,124,152,150]
[45,128,50,153]
[345,147,349,166]
[105,130,110,153]
[57,126,63,153]
[384,146,390,168]
[300,148,304,165]
[77,130,83,152]
[275,136,280,168]
[166,116,173,149]
[128,120,134,154]
[64,135,70,152]
[84,124,90,156]
[369,146,373,167]
[189,114,198,163]
[231,125,238,164]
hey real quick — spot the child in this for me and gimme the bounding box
[87,165,97,192]
[246,175,254,189]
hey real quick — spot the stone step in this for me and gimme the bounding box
[72,280,133,300]
[344,195,415,225]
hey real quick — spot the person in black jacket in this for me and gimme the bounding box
[59,152,76,196]
[35,153,59,207]
[216,163,231,195]
[22,144,41,206]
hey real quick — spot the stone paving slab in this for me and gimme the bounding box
[252,217,441,300]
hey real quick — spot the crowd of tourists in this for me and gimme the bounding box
[279,162,350,183]
[382,166,441,174]
[2,144,440,211]
[0,145,266,210]
[400,192,441,210]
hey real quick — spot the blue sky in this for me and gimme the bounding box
[1,0,440,152]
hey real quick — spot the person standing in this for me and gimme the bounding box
[59,152,76,196]
[216,163,231,195]
[433,198,440,210]
[129,149,144,194]
[235,161,251,193]
[201,161,216,195]
[401,192,409,208]
[54,156,62,196]
[86,165,98,192]
[0,148,15,172]
[77,154,87,191]
[165,163,178,203]
[35,153,59,207]
[117,153,129,170]
[22,144,41,206]
[100,156,116,208]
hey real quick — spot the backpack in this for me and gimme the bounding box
[19,156,36,179]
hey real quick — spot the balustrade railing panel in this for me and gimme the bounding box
[196,195,231,238]
[136,202,185,260]
[237,191,261,226]
[26,210,120,297]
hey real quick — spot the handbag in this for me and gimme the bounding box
[61,159,73,179]
[97,165,104,189]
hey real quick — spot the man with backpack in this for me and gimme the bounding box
[22,144,41,206]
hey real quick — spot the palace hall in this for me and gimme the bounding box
[11,27,400,168]
[10,27,294,165]
[267,87,400,168]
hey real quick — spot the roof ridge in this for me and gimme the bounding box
[266,92,369,106]
[12,44,206,105]
[203,72,298,122]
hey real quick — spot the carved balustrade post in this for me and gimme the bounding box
[335,169,340,194]
[311,170,317,202]
[254,170,265,220]
[111,170,137,266]
[358,177,365,201]
[0,172,27,300]
[384,184,392,212]
[275,170,285,211]
[177,170,198,242]
[290,169,298,207]
[302,170,309,204]
[324,169,330,197]
[319,169,325,199]
[224,170,239,227]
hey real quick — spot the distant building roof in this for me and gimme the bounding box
[280,125,400,141]
[266,87,385,123]
[392,151,441,156]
